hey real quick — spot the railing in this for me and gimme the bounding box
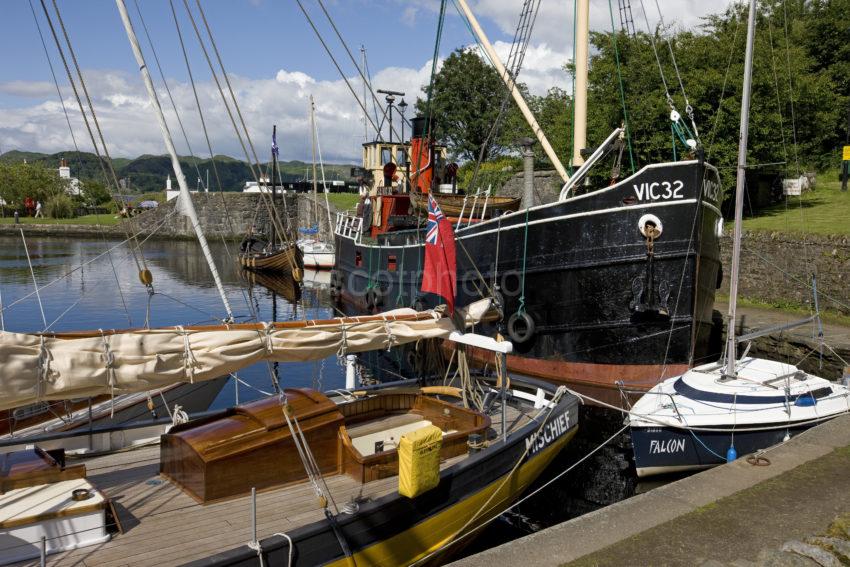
[454,185,492,230]
[335,212,363,243]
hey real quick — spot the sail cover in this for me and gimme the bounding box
[0,309,453,411]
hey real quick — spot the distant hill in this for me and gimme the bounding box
[0,150,357,193]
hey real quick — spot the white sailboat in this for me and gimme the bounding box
[628,0,850,478]
[297,95,337,270]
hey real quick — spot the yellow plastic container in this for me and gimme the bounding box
[398,424,443,498]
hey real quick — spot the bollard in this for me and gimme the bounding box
[14,210,19,224]
[40,535,46,566]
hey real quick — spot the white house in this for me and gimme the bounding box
[58,159,81,195]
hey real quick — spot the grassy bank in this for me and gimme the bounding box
[0,213,119,226]
[716,293,850,327]
[325,192,361,212]
[736,171,850,236]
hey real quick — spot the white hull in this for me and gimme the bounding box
[0,479,110,565]
[629,357,850,477]
[298,239,335,270]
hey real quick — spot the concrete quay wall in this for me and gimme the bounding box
[452,413,850,566]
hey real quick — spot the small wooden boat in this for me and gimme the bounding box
[238,242,304,282]
[410,190,521,218]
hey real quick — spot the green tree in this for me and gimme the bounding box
[0,162,65,208]
[81,180,112,206]
[416,48,521,162]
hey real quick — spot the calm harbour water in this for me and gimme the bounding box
[0,234,345,409]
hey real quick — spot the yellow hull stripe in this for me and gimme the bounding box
[326,428,577,567]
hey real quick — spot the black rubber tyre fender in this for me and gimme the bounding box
[507,311,536,344]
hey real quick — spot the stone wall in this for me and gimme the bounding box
[720,231,850,315]
[130,192,296,241]
[499,169,562,205]
[297,193,335,237]
[0,223,122,239]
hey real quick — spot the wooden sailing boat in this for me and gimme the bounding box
[628,0,850,477]
[297,96,337,270]
[238,125,304,280]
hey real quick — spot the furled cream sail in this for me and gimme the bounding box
[0,309,452,411]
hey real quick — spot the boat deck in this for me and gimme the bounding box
[11,403,527,566]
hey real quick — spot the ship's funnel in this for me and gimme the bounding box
[410,116,434,194]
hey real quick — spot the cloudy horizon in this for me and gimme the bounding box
[0,0,732,164]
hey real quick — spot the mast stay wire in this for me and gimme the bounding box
[193,0,267,177]
[362,48,382,136]
[315,0,412,132]
[179,0,292,252]
[28,0,133,327]
[296,1,384,140]
[27,0,80,163]
[132,0,256,321]
[636,0,696,147]
[650,0,700,141]
[39,0,153,292]
[705,1,743,159]
[781,0,800,176]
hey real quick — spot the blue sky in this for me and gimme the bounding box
[0,0,726,163]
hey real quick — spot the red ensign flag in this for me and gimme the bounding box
[421,194,457,313]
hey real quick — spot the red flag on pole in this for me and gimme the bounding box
[421,194,457,313]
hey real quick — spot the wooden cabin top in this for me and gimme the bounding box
[160,388,490,503]
[0,447,86,493]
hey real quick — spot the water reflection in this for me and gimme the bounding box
[0,234,345,408]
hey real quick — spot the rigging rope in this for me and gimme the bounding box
[38,0,151,282]
[179,0,293,262]
[706,1,743,159]
[651,0,699,141]
[193,0,264,172]
[315,0,411,137]
[295,1,382,141]
[636,0,697,152]
[607,0,636,173]
[29,0,133,326]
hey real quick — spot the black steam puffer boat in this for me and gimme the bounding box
[333,155,723,406]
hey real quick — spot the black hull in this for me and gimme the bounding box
[333,160,723,396]
[630,418,833,477]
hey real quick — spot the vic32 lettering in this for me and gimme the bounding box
[633,180,684,201]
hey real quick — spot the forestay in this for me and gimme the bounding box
[0,309,452,411]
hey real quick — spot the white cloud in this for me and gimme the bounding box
[0,61,436,167]
[0,0,733,165]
